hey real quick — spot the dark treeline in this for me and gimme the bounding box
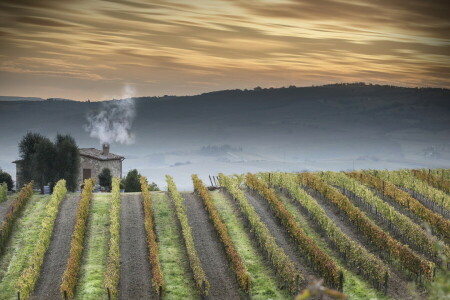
[19,132,79,192]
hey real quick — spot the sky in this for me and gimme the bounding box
[0,0,449,101]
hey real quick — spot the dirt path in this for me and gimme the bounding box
[30,194,81,300]
[303,187,419,299]
[0,196,15,222]
[243,190,315,283]
[182,192,242,300]
[119,193,153,300]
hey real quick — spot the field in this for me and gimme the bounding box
[0,169,448,300]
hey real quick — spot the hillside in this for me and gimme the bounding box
[1,83,449,188]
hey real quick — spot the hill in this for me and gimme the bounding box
[1,83,449,188]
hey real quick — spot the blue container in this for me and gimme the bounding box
[43,186,51,195]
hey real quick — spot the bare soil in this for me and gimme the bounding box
[182,192,243,300]
[303,187,423,300]
[0,196,15,222]
[30,194,81,300]
[243,190,316,284]
[119,193,154,300]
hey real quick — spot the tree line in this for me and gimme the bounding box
[19,132,80,192]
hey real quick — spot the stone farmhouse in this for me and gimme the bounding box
[78,143,124,188]
[13,143,124,189]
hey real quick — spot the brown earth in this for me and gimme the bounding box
[182,192,243,300]
[119,193,154,300]
[30,194,81,300]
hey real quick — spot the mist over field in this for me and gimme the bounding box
[1,84,449,189]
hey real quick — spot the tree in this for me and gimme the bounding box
[34,138,57,192]
[0,169,13,191]
[98,168,112,191]
[122,169,141,192]
[19,132,46,184]
[55,134,80,191]
[149,182,160,191]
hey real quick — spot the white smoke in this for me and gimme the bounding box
[85,85,136,145]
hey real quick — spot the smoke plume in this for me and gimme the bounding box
[85,85,136,145]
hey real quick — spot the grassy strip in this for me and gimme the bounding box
[246,173,343,290]
[60,179,94,298]
[104,178,121,300]
[152,191,198,299]
[0,182,7,203]
[17,179,67,299]
[300,173,434,280]
[0,194,51,299]
[322,171,449,261]
[349,171,450,243]
[140,176,165,297]
[266,172,389,290]
[210,190,289,299]
[218,174,302,293]
[0,182,33,256]
[412,169,450,194]
[166,175,209,296]
[274,191,392,300]
[75,193,111,300]
[192,175,251,292]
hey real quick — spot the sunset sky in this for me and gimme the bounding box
[0,0,449,101]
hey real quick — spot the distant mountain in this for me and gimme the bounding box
[0,96,76,102]
[0,96,45,101]
[1,83,449,189]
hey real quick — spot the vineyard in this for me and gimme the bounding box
[0,168,448,299]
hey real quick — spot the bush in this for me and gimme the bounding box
[122,169,141,192]
[0,169,13,191]
[98,168,112,191]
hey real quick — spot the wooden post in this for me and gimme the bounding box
[64,291,68,300]
[209,176,214,187]
[107,287,111,300]
[17,291,20,300]
[384,271,389,294]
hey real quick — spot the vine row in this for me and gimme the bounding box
[104,178,121,300]
[17,179,67,299]
[218,174,302,293]
[348,171,450,242]
[166,175,209,297]
[246,173,343,290]
[192,175,251,292]
[0,181,33,256]
[141,176,165,297]
[300,173,434,280]
[321,172,449,263]
[265,172,389,290]
[411,169,450,194]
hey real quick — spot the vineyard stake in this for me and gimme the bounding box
[17,291,20,300]
[64,290,68,300]
[107,287,111,300]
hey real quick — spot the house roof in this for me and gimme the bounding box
[79,148,125,161]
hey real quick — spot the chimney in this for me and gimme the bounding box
[102,143,110,155]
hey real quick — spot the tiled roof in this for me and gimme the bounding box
[79,148,124,161]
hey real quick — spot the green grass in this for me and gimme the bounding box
[152,191,199,299]
[210,190,290,299]
[276,192,393,300]
[75,193,111,300]
[0,194,52,300]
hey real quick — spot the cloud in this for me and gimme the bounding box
[0,0,449,100]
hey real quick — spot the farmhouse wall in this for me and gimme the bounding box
[78,156,122,188]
